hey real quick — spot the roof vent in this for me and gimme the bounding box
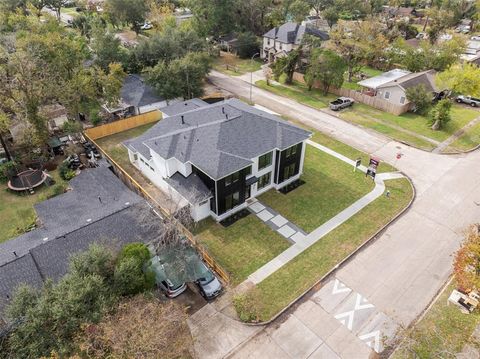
[42,237,49,242]
[226,113,228,119]
[125,202,130,206]
[181,115,185,125]
[155,140,157,145]
[86,218,92,223]
[222,107,225,114]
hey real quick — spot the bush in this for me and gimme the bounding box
[235,32,259,59]
[406,84,432,116]
[58,162,76,181]
[62,120,83,134]
[114,243,154,296]
[0,161,16,182]
[233,287,264,322]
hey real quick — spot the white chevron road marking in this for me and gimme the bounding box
[358,330,381,353]
[332,278,352,295]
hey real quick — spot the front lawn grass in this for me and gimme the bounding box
[238,177,413,322]
[256,80,336,109]
[259,144,374,233]
[213,52,262,76]
[0,170,66,244]
[444,120,480,152]
[342,66,383,91]
[346,103,478,143]
[193,216,291,285]
[393,280,480,358]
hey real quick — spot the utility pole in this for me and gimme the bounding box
[250,52,260,103]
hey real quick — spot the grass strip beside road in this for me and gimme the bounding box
[236,178,413,322]
[393,280,480,358]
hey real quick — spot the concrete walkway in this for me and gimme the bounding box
[433,115,480,153]
[247,199,307,244]
[247,171,402,285]
[245,140,404,285]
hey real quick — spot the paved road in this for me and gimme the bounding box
[192,71,480,358]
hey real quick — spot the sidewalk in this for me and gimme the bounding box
[245,140,404,285]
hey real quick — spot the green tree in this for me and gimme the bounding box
[271,47,302,84]
[288,0,311,22]
[0,110,12,161]
[45,0,67,21]
[323,7,339,28]
[307,0,335,16]
[425,7,455,44]
[105,0,148,33]
[406,84,432,116]
[308,48,346,95]
[90,26,124,70]
[145,52,211,101]
[235,0,274,35]
[430,99,452,130]
[438,63,480,97]
[235,31,259,59]
[114,256,155,296]
[187,0,236,36]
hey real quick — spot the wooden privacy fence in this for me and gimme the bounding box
[83,131,230,284]
[292,72,410,115]
[85,110,161,140]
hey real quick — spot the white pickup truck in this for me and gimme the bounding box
[329,97,354,111]
[456,95,480,107]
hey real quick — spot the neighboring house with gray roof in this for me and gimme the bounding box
[261,22,329,63]
[357,69,438,106]
[0,167,160,319]
[103,74,173,119]
[124,98,311,222]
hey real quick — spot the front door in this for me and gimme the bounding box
[245,185,251,200]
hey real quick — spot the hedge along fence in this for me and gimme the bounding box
[85,110,162,140]
[292,72,411,116]
[83,131,230,285]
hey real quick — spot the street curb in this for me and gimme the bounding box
[236,174,416,328]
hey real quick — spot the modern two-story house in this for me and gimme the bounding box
[261,22,329,63]
[124,99,311,222]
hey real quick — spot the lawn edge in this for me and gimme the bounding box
[255,81,480,154]
[385,275,455,359]
[238,174,416,327]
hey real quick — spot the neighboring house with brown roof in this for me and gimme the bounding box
[357,69,437,106]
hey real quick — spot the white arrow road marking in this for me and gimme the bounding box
[332,279,352,295]
[354,293,374,311]
[334,310,355,331]
[358,330,381,353]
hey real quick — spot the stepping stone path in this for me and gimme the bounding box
[247,199,307,244]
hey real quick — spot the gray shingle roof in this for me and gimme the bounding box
[125,99,311,179]
[121,74,164,108]
[165,173,212,204]
[263,22,329,44]
[0,167,159,318]
[160,99,209,117]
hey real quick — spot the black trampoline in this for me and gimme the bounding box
[8,168,49,193]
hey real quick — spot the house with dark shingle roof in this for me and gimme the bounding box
[261,22,329,63]
[357,69,438,107]
[124,98,311,222]
[0,166,160,320]
[103,74,172,119]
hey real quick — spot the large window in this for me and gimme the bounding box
[258,172,271,189]
[245,166,252,176]
[225,191,240,211]
[285,145,297,158]
[224,171,240,186]
[258,152,273,170]
[283,163,296,181]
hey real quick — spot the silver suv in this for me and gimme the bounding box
[456,95,480,107]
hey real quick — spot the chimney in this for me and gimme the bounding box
[181,115,185,125]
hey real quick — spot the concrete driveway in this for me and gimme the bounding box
[190,71,480,358]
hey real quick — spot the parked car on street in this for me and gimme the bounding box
[147,255,187,298]
[456,95,480,107]
[329,97,354,111]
